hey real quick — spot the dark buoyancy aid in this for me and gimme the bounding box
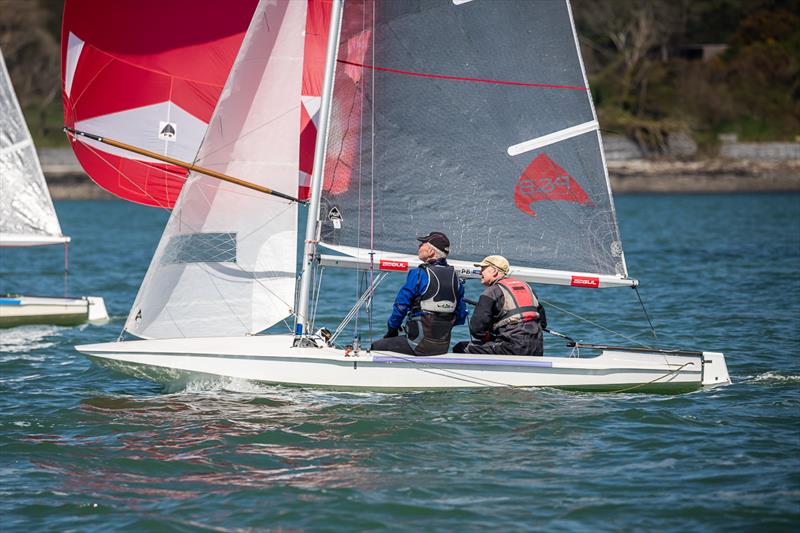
[405,264,459,355]
[414,264,458,314]
[493,277,539,330]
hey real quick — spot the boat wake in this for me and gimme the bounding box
[164,374,392,405]
[0,325,63,356]
[748,372,800,384]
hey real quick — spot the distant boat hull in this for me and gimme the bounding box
[0,295,108,328]
[76,335,730,393]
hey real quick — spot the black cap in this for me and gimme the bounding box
[416,231,450,254]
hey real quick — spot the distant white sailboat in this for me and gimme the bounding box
[75,0,729,392]
[0,51,107,327]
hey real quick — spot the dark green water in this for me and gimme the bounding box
[1,194,799,531]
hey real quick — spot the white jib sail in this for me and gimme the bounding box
[124,0,307,339]
[0,51,68,246]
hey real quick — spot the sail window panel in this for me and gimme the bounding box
[160,232,237,265]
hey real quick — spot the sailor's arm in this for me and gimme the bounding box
[454,279,467,326]
[468,290,498,341]
[387,269,423,330]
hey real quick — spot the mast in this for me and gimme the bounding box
[295,0,344,338]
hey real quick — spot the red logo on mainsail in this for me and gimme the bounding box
[514,154,594,216]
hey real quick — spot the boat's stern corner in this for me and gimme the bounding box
[702,351,731,387]
[85,296,109,323]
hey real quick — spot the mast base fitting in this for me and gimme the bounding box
[293,336,321,348]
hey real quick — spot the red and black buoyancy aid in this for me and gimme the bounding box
[493,277,539,330]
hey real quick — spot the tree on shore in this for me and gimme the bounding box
[1,0,797,151]
[0,0,61,143]
[575,0,800,148]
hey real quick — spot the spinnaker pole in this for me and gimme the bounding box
[295,0,344,340]
[63,127,304,203]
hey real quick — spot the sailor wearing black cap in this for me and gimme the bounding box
[370,232,467,356]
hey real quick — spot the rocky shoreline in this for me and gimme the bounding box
[39,148,800,200]
[608,158,800,194]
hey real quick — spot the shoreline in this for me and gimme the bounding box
[607,159,800,194]
[41,150,800,200]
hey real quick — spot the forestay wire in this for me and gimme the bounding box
[633,286,658,338]
[331,271,388,345]
[539,297,654,349]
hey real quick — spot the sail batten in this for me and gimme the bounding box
[508,120,599,156]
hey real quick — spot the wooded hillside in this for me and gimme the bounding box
[1,0,798,149]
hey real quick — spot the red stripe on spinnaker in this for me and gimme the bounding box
[62,0,258,208]
[336,59,588,91]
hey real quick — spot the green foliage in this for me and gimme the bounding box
[22,100,68,148]
[1,0,65,146]
[576,0,800,147]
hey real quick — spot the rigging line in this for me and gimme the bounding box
[68,55,114,109]
[69,136,176,210]
[539,297,654,349]
[197,104,303,164]
[162,204,299,317]
[367,349,516,389]
[336,60,589,91]
[326,76,362,196]
[332,275,382,343]
[235,201,295,243]
[310,266,326,333]
[352,2,372,340]
[331,272,388,344]
[633,286,658,339]
[175,183,297,313]
[607,362,694,393]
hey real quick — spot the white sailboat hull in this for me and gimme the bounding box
[75,335,730,393]
[0,295,108,328]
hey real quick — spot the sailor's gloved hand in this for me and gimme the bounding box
[384,327,399,338]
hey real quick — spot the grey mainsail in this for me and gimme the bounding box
[318,0,627,279]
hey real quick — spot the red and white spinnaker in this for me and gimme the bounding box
[62,0,333,207]
[61,0,258,207]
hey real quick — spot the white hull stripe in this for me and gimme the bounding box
[507,120,598,156]
[373,355,553,367]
